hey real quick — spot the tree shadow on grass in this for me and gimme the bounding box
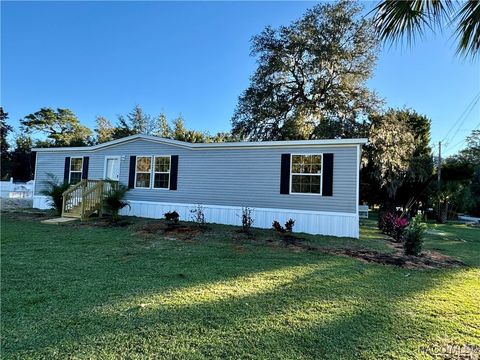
[2,217,477,359]
[4,256,472,359]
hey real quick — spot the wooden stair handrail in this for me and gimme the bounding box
[62,179,85,196]
[81,180,104,220]
[62,179,117,219]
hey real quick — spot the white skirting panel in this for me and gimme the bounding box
[33,195,51,210]
[32,196,359,238]
[120,200,359,238]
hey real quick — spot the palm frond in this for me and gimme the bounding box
[40,173,70,215]
[372,0,453,46]
[103,183,130,221]
[454,0,480,58]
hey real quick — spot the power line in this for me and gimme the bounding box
[445,95,480,148]
[450,121,480,150]
[441,91,480,147]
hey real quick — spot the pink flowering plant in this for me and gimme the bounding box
[379,211,409,241]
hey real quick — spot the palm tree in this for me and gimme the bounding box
[372,0,480,58]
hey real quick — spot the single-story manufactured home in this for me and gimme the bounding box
[32,134,367,238]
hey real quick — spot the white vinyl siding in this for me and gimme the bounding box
[33,139,358,214]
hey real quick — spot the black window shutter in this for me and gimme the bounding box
[128,156,136,189]
[169,155,179,190]
[82,156,89,179]
[280,154,291,194]
[63,157,71,183]
[322,153,334,196]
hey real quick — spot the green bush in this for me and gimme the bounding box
[40,173,71,215]
[164,211,180,224]
[272,218,296,245]
[403,214,427,256]
[241,207,254,234]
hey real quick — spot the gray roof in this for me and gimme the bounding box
[33,134,368,152]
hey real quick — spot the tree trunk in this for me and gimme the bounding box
[438,200,448,224]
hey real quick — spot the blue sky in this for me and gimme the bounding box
[2,1,479,156]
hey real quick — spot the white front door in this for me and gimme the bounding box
[104,157,120,181]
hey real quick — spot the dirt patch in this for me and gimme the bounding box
[76,218,131,228]
[1,209,54,221]
[1,198,33,211]
[288,241,465,269]
[134,221,203,240]
[265,231,465,269]
[327,248,464,269]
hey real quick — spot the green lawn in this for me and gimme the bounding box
[1,212,479,359]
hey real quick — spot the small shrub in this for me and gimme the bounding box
[393,217,409,241]
[241,207,254,234]
[285,219,295,233]
[164,210,180,224]
[379,211,408,241]
[403,214,427,256]
[40,173,71,215]
[378,211,395,234]
[190,204,206,227]
[272,220,284,233]
[103,183,130,222]
[272,218,296,244]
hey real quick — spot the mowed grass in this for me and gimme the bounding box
[1,213,479,359]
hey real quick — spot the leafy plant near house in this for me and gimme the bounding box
[403,214,427,256]
[285,219,295,233]
[163,210,180,225]
[190,204,206,228]
[378,211,409,241]
[241,207,254,234]
[393,217,409,241]
[40,173,71,215]
[103,183,130,222]
[272,218,296,245]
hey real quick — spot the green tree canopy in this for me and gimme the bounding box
[232,1,380,141]
[1,108,13,179]
[20,108,92,147]
[112,105,152,139]
[367,109,418,201]
[362,109,434,209]
[96,106,234,144]
[459,129,480,164]
[94,116,115,144]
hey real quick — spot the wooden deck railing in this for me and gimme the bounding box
[62,179,118,220]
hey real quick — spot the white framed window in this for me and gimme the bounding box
[290,154,322,195]
[153,156,171,189]
[69,157,83,184]
[135,156,152,189]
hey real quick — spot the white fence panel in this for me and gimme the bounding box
[0,179,34,199]
[359,204,369,219]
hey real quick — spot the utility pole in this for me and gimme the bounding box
[437,141,444,223]
[437,141,442,183]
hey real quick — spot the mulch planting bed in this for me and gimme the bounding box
[134,221,203,240]
[1,209,54,221]
[286,239,466,269]
[5,209,465,269]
